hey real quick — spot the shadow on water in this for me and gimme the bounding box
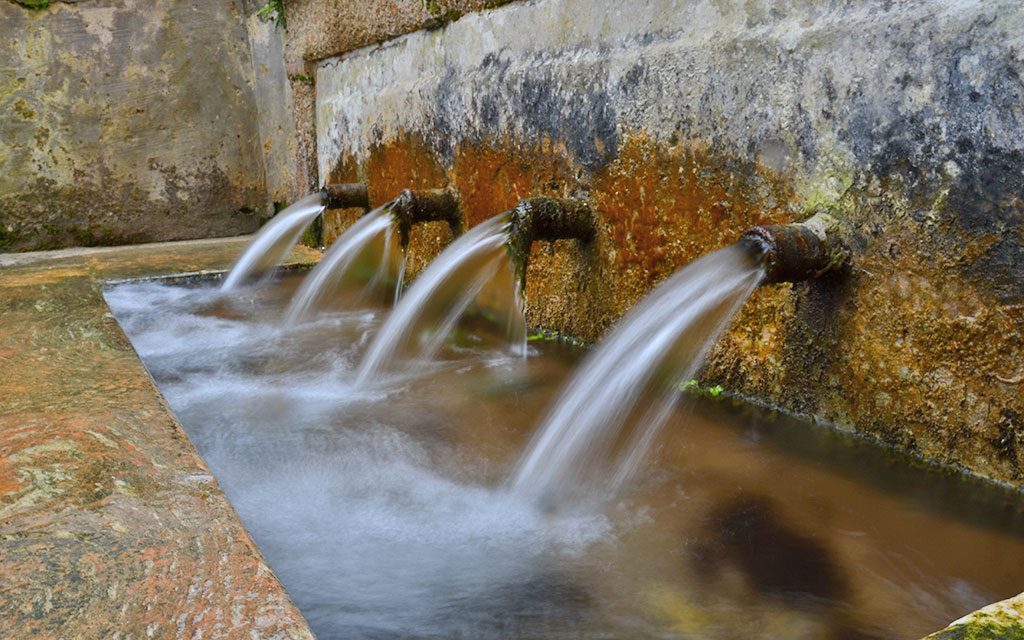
[694,493,849,604]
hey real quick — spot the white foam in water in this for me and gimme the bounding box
[104,278,611,640]
[221,192,326,291]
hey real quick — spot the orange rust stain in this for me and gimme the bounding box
[363,133,447,206]
[451,135,578,227]
[592,133,797,280]
[0,459,23,497]
[323,155,363,245]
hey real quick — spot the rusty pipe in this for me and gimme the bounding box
[506,196,596,286]
[740,212,848,283]
[390,187,463,246]
[320,182,370,210]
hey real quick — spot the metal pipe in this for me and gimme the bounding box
[740,212,848,283]
[506,196,596,286]
[320,182,370,210]
[390,188,463,246]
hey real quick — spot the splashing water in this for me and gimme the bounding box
[284,204,404,324]
[221,192,325,291]
[511,244,764,506]
[355,213,526,386]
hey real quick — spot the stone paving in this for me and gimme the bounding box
[0,238,319,639]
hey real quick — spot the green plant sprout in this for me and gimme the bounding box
[256,0,286,28]
[679,379,724,397]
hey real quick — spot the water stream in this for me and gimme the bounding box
[221,192,325,290]
[285,204,403,324]
[105,272,1024,640]
[354,213,526,386]
[512,244,764,506]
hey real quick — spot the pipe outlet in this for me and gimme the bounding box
[321,183,370,210]
[391,188,463,246]
[740,212,848,284]
[507,196,596,286]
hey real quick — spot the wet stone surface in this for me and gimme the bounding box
[0,239,319,639]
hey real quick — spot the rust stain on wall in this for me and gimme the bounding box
[328,131,800,340]
[593,134,796,279]
[451,136,579,226]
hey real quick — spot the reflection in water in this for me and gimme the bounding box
[696,494,848,603]
[105,274,1024,640]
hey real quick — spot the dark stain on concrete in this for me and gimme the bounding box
[433,50,619,170]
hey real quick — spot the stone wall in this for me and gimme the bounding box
[312,0,1024,488]
[0,0,294,251]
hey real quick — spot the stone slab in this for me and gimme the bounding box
[926,591,1024,639]
[0,238,320,638]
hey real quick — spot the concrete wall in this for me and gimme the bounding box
[281,0,517,202]
[313,0,1024,488]
[0,0,294,251]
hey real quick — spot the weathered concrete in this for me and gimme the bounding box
[280,0,519,200]
[314,0,1024,492]
[0,0,289,251]
[0,238,320,638]
[247,10,300,207]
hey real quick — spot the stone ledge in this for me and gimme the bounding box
[0,238,320,639]
[283,0,516,65]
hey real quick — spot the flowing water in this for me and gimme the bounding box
[106,272,1024,640]
[354,213,526,386]
[285,204,403,324]
[221,192,325,291]
[512,245,764,506]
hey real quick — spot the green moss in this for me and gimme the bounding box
[277,199,323,249]
[12,98,36,119]
[680,378,725,398]
[526,328,588,347]
[10,0,51,10]
[929,619,1024,639]
[0,223,15,252]
[255,0,286,28]
[423,0,462,22]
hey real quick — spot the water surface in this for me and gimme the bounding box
[105,273,1024,640]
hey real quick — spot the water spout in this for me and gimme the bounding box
[221,192,326,291]
[391,188,463,246]
[510,244,763,506]
[740,212,847,284]
[506,196,595,286]
[355,213,525,386]
[321,182,371,211]
[283,204,403,324]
